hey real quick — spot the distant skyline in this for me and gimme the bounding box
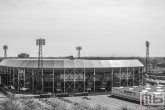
[0,0,165,57]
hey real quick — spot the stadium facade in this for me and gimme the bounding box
[0,59,144,94]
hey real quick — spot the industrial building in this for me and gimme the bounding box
[18,53,30,58]
[112,85,165,102]
[0,59,144,94]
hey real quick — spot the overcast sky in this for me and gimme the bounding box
[0,0,165,57]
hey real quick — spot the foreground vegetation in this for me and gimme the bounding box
[0,95,163,110]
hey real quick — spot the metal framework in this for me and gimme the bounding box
[75,69,85,92]
[0,67,143,94]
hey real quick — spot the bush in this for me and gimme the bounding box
[49,98,69,110]
[22,98,52,110]
[118,105,137,110]
[0,95,23,110]
[23,99,38,110]
[94,104,109,110]
[0,95,141,110]
[71,101,92,110]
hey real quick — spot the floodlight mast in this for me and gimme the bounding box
[146,41,150,74]
[142,41,150,86]
[36,38,45,92]
[3,45,8,58]
[76,46,82,59]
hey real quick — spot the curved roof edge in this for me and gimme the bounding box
[0,59,144,68]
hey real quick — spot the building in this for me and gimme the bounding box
[112,85,165,101]
[157,60,165,68]
[18,53,29,58]
[0,59,144,94]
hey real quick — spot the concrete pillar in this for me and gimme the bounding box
[111,68,113,93]
[53,69,54,93]
[74,69,75,92]
[32,69,34,93]
[64,69,65,93]
[120,68,121,87]
[94,68,95,92]
[133,67,135,86]
[42,69,44,91]
[84,68,85,92]
[13,68,14,87]
[24,68,25,88]
[127,68,128,86]
[0,75,1,85]
[18,69,19,91]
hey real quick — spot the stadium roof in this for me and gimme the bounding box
[0,59,144,68]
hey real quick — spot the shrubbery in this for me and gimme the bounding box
[0,96,143,110]
[0,95,23,110]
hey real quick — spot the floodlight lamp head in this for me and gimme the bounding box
[36,39,45,45]
[36,39,39,45]
[3,45,8,50]
[146,41,149,47]
[76,46,82,50]
[42,39,45,45]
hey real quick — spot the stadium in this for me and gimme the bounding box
[0,59,144,95]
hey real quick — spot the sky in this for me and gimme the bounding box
[0,0,165,57]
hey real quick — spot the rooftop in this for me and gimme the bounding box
[0,59,144,68]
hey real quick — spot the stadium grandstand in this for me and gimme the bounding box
[0,59,144,94]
